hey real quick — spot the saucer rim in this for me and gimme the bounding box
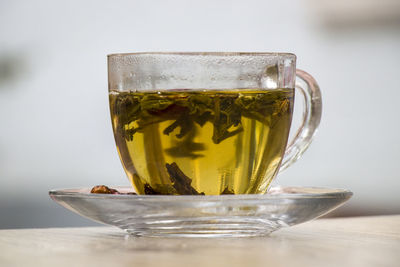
[49,185,353,201]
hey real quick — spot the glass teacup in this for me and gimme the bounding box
[108,52,321,195]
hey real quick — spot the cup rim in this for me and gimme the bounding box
[107,51,296,58]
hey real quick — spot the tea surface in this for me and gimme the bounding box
[110,89,294,195]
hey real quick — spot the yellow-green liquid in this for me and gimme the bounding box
[110,89,294,195]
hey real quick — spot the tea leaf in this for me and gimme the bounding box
[140,95,174,111]
[212,95,243,144]
[144,183,162,194]
[193,111,213,126]
[110,90,292,147]
[221,187,235,195]
[144,183,177,195]
[163,113,194,138]
[166,162,204,195]
[90,185,119,194]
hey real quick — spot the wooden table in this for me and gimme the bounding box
[1,215,399,267]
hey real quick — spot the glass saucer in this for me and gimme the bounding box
[49,186,352,238]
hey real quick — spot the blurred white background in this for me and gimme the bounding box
[1,0,399,228]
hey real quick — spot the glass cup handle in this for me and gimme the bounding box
[278,69,322,172]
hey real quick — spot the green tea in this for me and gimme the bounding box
[109,89,294,195]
